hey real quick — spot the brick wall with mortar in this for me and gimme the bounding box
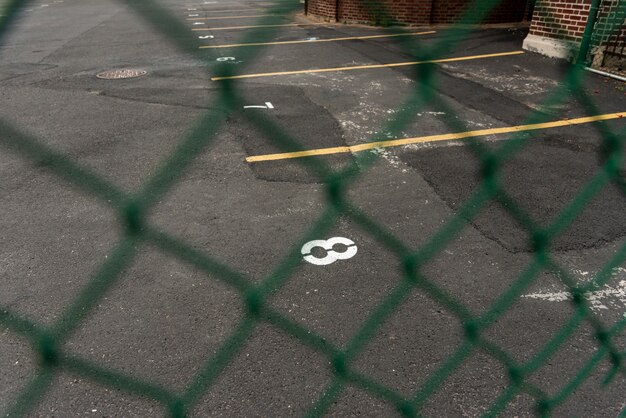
[528,0,591,43]
[523,0,624,61]
[304,0,533,25]
[431,0,534,24]
[305,0,337,21]
[338,0,431,25]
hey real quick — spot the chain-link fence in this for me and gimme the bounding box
[1,0,625,416]
[588,0,626,75]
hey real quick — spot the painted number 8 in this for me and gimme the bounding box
[301,237,358,266]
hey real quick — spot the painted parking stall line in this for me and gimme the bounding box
[245,111,626,163]
[192,22,331,31]
[188,14,288,21]
[183,8,265,13]
[199,31,436,49]
[211,50,524,81]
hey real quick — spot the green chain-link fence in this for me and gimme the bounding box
[1,0,625,416]
[587,0,626,75]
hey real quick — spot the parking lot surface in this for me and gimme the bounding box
[1,0,625,416]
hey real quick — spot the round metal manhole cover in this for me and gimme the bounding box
[96,69,147,80]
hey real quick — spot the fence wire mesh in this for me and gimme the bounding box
[1,0,626,416]
[588,0,626,74]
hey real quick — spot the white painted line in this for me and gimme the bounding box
[301,237,358,266]
[243,102,274,109]
[199,35,214,39]
[216,56,235,61]
[189,13,199,17]
[193,22,205,25]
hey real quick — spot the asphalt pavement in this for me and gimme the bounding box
[1,0,625,417]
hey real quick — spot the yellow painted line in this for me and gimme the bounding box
[245,112,626,163]
[192,22,329,31]
[188,14,283,21]
[185,7,263,13]
[211,50,524,81]
[199,30,436,49]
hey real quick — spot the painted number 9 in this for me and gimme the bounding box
[301,237,358,266]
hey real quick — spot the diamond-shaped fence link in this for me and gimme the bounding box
[0,0,625,417]
[587,0,626,75]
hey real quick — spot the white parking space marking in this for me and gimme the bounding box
[243,102,274,109]
[301,237,358,266]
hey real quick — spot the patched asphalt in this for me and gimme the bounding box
[231,84,352,183]
[1,0,625,417]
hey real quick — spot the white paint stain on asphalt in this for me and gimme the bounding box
[522,268,626,314]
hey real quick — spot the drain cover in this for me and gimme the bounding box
[96,69,147,80]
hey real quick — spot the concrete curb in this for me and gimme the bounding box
[522,34,578,60]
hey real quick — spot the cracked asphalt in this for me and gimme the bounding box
[1,0,625,416]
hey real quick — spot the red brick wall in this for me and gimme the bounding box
[431,0,532,24]
[338,0,432,25]
[305,0,532,25]
[528,0,591,42]
[305,0,337,21]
